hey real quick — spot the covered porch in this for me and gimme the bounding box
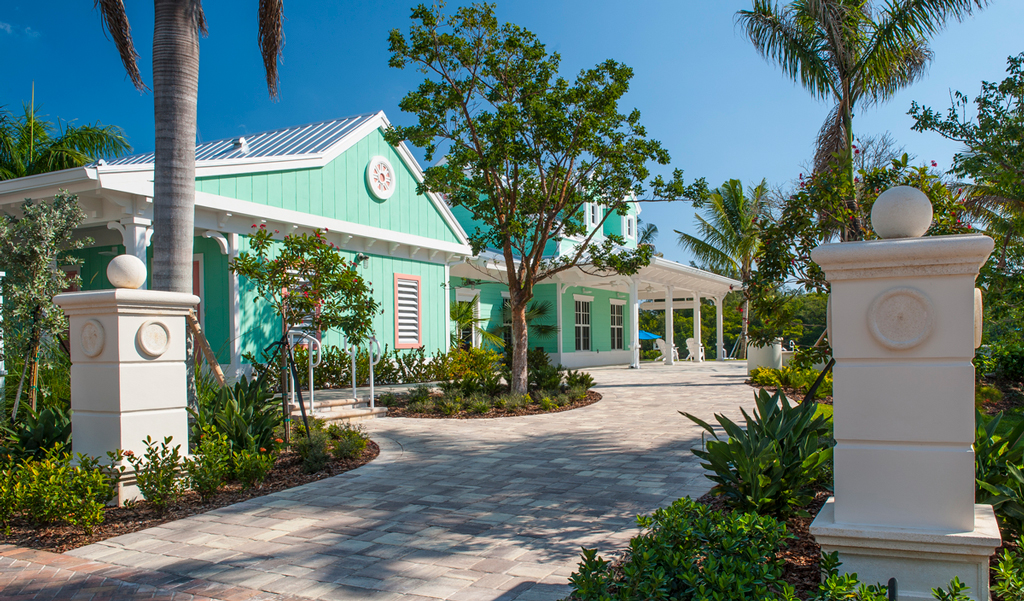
[451,255,741,369]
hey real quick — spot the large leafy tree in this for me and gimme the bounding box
[678,179,769,356]
[0,103,130,180]
[737,0,986,240]
[385,3,704,393]
[94,0,284,293]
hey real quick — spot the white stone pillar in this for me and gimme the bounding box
[664,285,674,365]
[692,294,702,362]
[809,187,1000,600]
[629,277,640,368]
[715,296,724,361]
[54,255,199,505]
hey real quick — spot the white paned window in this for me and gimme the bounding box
[575,298,592,351]
[625,216,635,238]
[590,203,600,227]
[610,302,624,350]
[395,275,421,348]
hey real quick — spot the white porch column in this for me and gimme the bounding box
[203,231,241,379]
[629,277,640,368]
[715,296,725,361]
[692,293,702,362]
[107,217,153,289]
[664,285,674,365]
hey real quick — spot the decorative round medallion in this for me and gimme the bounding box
[80,319,105,357]
[868,287,934,350]
[365,156,396,200]
[137,320,171,358]
[974,287,984,349]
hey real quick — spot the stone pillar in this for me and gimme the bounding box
[715,296,724,361]
[692,294,702,362]
[664,285,675,365]
[54,255,199,505]
[808,187,1000,600]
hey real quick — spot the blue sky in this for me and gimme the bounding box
[2,1,1021,264]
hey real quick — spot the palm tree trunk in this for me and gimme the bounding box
[509,301,529,394]
[151,0,199,293]
[842,108,863,242]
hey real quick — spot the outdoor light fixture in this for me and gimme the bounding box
[354,253,369,266]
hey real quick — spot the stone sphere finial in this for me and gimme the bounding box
[106,254,147,289]
[870,186,933,239]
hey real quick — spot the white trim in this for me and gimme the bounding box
[573,294,594,302]
[609,298,626,306]
[192,254,206,329]
[500,291,511,299]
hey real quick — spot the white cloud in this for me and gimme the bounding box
[23,26,39,39]
[0,22,14,34]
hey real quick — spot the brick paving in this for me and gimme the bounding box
[11,361,754,600]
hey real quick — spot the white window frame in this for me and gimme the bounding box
[610,299,625,350]
[574,294,593,352]
[394,274,422,349]
[589,203,601,227]
[624,216,635,239]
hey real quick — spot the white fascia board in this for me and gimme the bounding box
[0,166,98,203]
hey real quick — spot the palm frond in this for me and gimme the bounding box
[258,0,286,99]
[94,0,146,91]
[814,104,847,171]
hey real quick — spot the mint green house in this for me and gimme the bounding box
[0,111,740,374]
[0,112,472,378]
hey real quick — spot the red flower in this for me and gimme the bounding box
[124,450,134,456]
[274,229,280,234]
[275,438,283,444]
[931,160,938,167]
[259,447,267,453]
[252,224,258,228]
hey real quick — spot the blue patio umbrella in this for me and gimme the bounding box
[638,330,660,340]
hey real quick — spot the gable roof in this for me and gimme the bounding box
[104,113,379,166]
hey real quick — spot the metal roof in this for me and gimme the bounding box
[103,112,380,166]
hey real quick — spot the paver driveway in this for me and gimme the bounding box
[68,361,754,601]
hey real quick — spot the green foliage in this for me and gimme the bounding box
[683,389,833,517]
[436,398,463,416]
[567,386,588,402]
[377,392,399,407]
[406,400,434,414]
[749,366,833,399]
[468,399,491,414]
[976,384,1004,409]
[231,227,380,343]
[992,545,1024,601]
[326,423,369,460]
[190,375,280,453]
[125,436,184,511]
[976,411,1024,539]
[291,427,330,474]
[498,393,531,411]
[1,405,72,460]
[994,344,1024,383]
[408,384,432,403]
[512,348,564,391]
[568,497,794,600]
[231,448,275,488]
[0,446,116,534]
[184,428,231,500]
[539,396,557,411]
[565,369,595,390]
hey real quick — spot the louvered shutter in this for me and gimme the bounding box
[394,275,421,348]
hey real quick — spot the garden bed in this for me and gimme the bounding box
[384,389,601,418]
[0,441,378,554]
[748,382,833,405]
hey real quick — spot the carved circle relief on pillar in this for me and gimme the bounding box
[867,287,935,350]
[137,320,171,357]
[80,319,105,357]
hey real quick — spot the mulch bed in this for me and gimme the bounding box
[1,441,379,554]
[747,383,833,405]
[384,390,602,419]
[979,377,1024,416]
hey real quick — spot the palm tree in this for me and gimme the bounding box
[737,0,986,240]
[637,219,660,254]
[677,179,769,356]
[450,295,505,349]
[0,103,131,180]
[94,0,284,293]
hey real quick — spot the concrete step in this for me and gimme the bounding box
[299,406,388,424]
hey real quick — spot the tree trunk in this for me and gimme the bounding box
[740,298,749,360]
[151,0,199,293]
[26,308,42,411]
[509,301,529,394]
[841,108,863,242]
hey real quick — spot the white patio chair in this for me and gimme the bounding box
[684,337,705,361]
[654,338,679,362]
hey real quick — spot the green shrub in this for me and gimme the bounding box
[477,369,505,396]
[568,497,793,600]
[377,392,399,407]
[190,375,280,453]
[406,399,433,414]
[438,379,461,397]
[565,369,595,390]
[231,448,275,487]
[499,393,530,411]
[459,374,481,396]
[184,427,231,500]
[994,344,1024,383]
[9,447,115,534]
[539,396,557,411]
[0,405,72,461]
[749,366,782,387]
[291,427,330,474]
[436,398,463,416]
[326,423,368,460]
[567,385,588,402]
[555,393,571,407]
[409,384,432,403]
[975,411,1024,539]
[683,388,833,518]
[468,399,491,414]
[993,545,1024,601]
[976,384,1004,409]
[126,436,184,511]
[749,366,832,399]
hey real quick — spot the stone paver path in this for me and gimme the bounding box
[63,362,753,601]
